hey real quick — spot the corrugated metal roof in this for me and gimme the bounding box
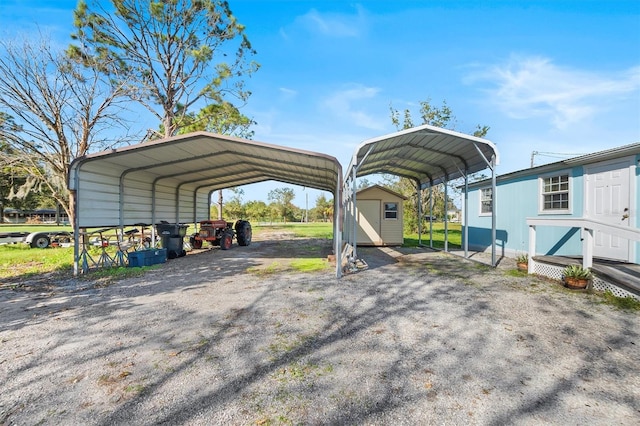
[466,142,640,189]
[346,124,499,187]
[69,132,342,228]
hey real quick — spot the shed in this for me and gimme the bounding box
[354,185,407,246]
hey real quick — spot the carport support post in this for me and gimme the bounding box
[416,179,422,246]
[349,146,374,266]
[429,185,433,248]
[151,182,157,246]
[334,178,343,278]
[71,173,82,276]
[444,179,449,252]
[464,171,469,258]
[473,142,498,267]
[491,154,497,267]
[351,166,358,262]
[118,175,125,243]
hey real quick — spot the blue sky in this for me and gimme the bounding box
[2,0,639,209]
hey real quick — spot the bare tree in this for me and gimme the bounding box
[70,0,259,138]
[0,35,134,225]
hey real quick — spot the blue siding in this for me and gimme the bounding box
[465,166,599,258]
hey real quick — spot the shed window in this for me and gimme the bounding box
[384,202,398,219]
[480,187,492,215]
[541,173,570,211]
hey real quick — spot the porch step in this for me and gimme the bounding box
[534,255,640,298]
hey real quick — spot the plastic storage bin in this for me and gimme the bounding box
[127,248,167,267]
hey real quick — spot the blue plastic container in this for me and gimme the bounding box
[128,248,167,267]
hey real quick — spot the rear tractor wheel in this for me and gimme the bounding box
[235,220,252,246]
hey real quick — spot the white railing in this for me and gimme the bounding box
[526,217,640,273]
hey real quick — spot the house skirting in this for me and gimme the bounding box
[532,260,640,301]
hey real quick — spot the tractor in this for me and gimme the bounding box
[189,219,252,250]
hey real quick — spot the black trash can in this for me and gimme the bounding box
[156,223,188,259]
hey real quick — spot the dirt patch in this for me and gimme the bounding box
[1,235,639,425]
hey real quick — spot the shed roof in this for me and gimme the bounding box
[346,124,499,187]
[69,132,342,228]
[357,184,408,200]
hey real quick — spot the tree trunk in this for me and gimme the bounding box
[68,191,76,228]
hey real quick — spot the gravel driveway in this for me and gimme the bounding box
[1,233,639,425]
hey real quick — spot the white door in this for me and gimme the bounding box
[356,200,381,245]
[585,158,633,261]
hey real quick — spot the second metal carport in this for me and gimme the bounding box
[343,124,500,269]
[68,132,343,276]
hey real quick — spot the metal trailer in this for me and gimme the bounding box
[0,230,73,248]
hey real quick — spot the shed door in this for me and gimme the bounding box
[585,158,633,261]
[356,200,381,244]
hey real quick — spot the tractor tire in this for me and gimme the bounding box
[235,220,252,246]
[30,233,51,249]
[219,232,233,250]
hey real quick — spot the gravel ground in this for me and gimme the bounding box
[1,233,639,425]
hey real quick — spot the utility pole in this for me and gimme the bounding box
[531,150,587,168]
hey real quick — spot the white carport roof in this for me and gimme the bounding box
[69,131,342,229]
[342,124,500,268]
[69,131,344,276]
[345,124,499,186]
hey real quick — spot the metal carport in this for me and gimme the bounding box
[68,132,343,276]
[342,124,500,269]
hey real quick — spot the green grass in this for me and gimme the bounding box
[403,223,462,248]
[505,268,529,278]
[1,221,460,280]
[253,222,334,239]
[246,262,284,276]
[0,242,156,281]
[599,291,640,311]
[0,223,73,234]
[252,222,459,248]
[0,244,74,279]
[289,258,330,272]
[89,265,152,285]
[247,258,330,275]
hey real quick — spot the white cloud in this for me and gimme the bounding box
[292,6,368,38]
[321,84,386,131]
[278,87,298,99]
[467,56,640,130]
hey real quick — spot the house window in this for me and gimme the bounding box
[480,187,492,215]
[541,173,570,212]
[384,202,398,219]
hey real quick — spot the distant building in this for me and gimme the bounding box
[2,208,69,224]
